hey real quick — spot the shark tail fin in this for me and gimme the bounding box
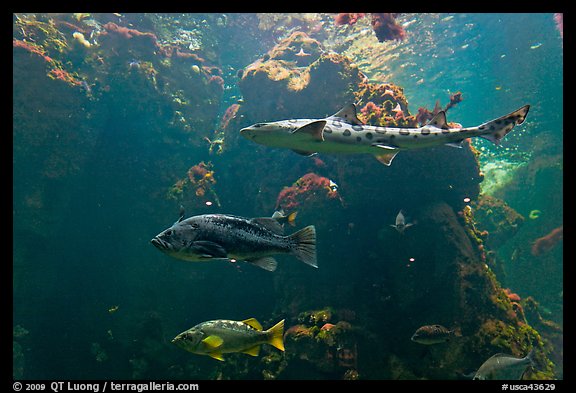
[479,105,530,145]
[288,225,317,268]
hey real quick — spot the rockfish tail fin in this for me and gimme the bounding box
[288,225,317,268]
[478,105,530,145]
[266,319,285,352]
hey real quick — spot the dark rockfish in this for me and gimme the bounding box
[172,318,285,361]
[411,324,459,345]
[150,212,317,271]
[240,103,530,166]
[473,349,536,380]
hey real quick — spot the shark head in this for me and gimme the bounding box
[240,120,295,145]
[240,120,326,152]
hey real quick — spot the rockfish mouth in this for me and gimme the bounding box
[150,237,169,250]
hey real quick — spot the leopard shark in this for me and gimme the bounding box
[240,103,530,165]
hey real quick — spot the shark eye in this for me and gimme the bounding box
[190,223,199,229]
[252,123,264,128]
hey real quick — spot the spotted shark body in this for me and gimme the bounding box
[240,103,530,165]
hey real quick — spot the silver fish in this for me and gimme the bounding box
[391,210,414,234]
[151,212,317,271]
[473,349,536,380]
[240,103,530,166]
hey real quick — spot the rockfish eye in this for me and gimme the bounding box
[164,230,173,236]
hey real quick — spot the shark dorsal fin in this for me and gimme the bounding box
[291,120,326,141]
[328,104,364,125]
[427,111,449,129]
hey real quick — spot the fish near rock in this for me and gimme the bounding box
[172,318,285,361]
[473,349,536,380]
[151,211,317,271]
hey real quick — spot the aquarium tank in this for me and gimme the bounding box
[13,13,562,381]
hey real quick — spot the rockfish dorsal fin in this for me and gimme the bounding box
[427,111,449,129]
[291,120,326,141]
[251,217,284,235]
[242,318,263,331]
[328,103,364,125]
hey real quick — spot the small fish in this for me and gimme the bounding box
[151,210,317,271]
[108,305,119,313]
[328,179,338,192]
[473,348,536,380]
[295,48,310,57]
[271,209,297,227]
[390,210,414,234]
[411,324,459,345]
[172,318,285,361]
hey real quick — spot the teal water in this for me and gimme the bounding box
[13,13,563,380]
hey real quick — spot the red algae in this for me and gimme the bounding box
[103,22,158,44]
[13,39,53,63]
[370,13,405,42]
[276,173,339,212]
[531,226,563,256]
[334,13,365,26]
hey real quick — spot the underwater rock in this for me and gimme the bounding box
[238,31,364,120]
[473,194,525,249]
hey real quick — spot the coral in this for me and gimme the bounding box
[531,226,563,256]
[276,173,342,212]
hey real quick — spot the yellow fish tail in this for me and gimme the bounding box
[266,319,285,352]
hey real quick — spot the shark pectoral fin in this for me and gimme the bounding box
[246,256,278,272]
[291,120,326,141]
[242,345,261,357]
[290,149,317,156]
[427,111,449,129]
[372,144,399,166]
[189,241,227,259]
[374,153,398,166]
[202,335,224,349]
